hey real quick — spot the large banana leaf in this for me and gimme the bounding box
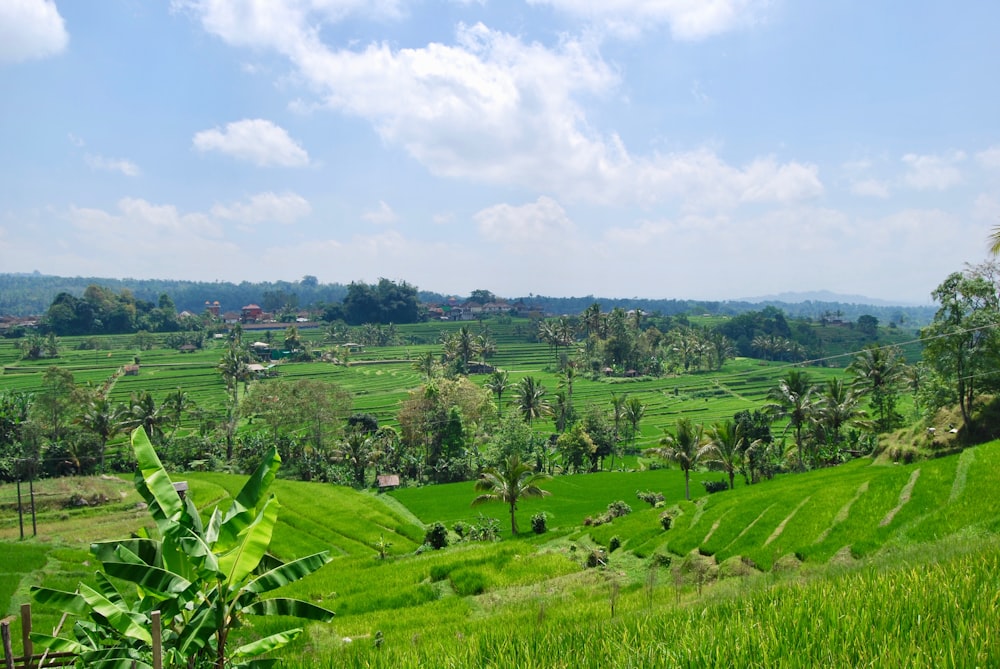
[77,583,152,644]
[218,496,280,589]
[92,538,162,567]
[102,558,193,597]
[244,598,335,622]
[30,586,88,614]
[232,629,302,659]
[245,551,332,594]
[217,447,280,550]
[131,427,183,527]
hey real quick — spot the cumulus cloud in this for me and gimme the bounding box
[901,151,964,190]
[85,154,141,177]
[976,145,1000,170]
[475,196,576,248]
[851,178,890,198]
[193,119,310,167]
[210,191,312,225]
[0,0,68,64]
[362,201,398,225]
[526,0,769,40]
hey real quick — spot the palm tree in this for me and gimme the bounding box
[471,455,551,535]
[764,369,816,470]
[484,369,510,416]
[77,395,120,472]
[413,350,438,381]
[848,345,905,433]
[336,427,370,487]
[163,388,193,437]
[121,391,166,444]
[648,419,710,500]
[816,378,868,447]
[624,396,645,450]
[645,417,710,501]
[514,376,550,425]
[705,420,745,492]
[990,225,1000,255]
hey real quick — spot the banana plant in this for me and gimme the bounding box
[31,427,335,668]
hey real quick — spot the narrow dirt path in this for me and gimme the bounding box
[814,481,869,544]
[765,495,812,546]
[880,469,921,527]
[948,449,975,504]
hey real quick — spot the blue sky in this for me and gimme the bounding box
[1,0,998,304]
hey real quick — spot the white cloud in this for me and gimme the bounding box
[976,145,1000,170]
[526,0,769,40]
[973,194,1000,223]
[0,0,68,64]
[475,196,576,248]
[901,151,965,190]
[851,178,890,198]
[362,201,398,225]
[211,191,312,225]
[85,154,141,177]
[193,119,310,167]
[181,5,820,211]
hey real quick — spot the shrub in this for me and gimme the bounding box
[424,522,449,549]
[467,515,500,542]
[702,480,730,494]
[637,490,665,507]
[453,521,469,539]
[652,553,673,567]
[659,511,674,531]
[531,512,548,534]
[609,536,621,552]
[606,500,632,518]
[585,548,607,568]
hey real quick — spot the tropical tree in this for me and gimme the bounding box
[848,345,906,433]
[922,265,1000,433]
[120,391,167,444]
[764,370,816,470]
[76,393,120,472]
[336,427,371,487]
[816,378,868,447]
[32,366,77,442]
[471,454,551,535]
[163,388,193,438]
[623,395,645,451]
[31,428,335,669]
[645,418,710,501]
[514,376,550,425]
[484,369,510,416]
[705,420,745,492]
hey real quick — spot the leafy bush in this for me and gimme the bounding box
[585,548,607,568]
[636,490,665,507]
[702,480,730,494]
[607,500,632,518]
[467,515,500,542]
[531,512,548,534]
[424,521,449,549]
[660,511,674,531]
[609,536,621,552]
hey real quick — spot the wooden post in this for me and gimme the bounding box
[19,605,32,669]
[151,611,162,669]
[1,615,14,669]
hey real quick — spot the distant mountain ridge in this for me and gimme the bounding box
[740,290,932,308]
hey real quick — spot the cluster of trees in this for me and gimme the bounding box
[0,369,197,482]
[42,287,199,336]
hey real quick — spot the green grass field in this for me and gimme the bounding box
[2,437,999,667]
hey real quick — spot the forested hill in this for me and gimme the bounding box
[0,273,936,325]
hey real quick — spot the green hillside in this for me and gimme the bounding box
[3,439,999,667]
